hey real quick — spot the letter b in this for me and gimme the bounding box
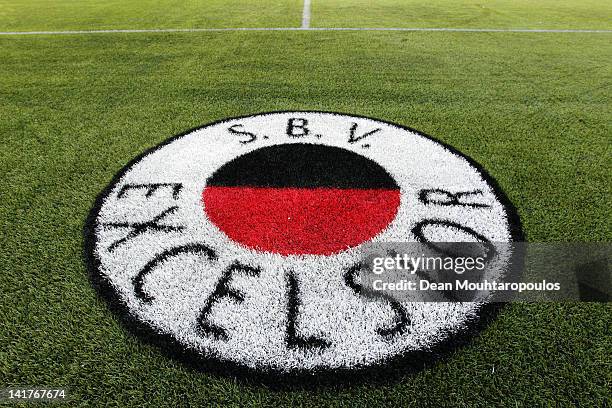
[287,118,309,137]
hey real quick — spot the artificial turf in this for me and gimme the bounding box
[1,1,611,407]
[313,0,612,30]
[0,0,303,32]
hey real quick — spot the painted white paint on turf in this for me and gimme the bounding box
[302,0,311,29]
[1,27,611,36]
[90,112,516,372]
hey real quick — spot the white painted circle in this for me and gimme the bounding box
[86,112,519,375]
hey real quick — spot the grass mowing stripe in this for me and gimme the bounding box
[313,0,612,30]
[3,0,609,32]
[1,27,612,36]
[0,0,304,32]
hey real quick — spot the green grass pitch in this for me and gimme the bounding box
[0,0,610,406]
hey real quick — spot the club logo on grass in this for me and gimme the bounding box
[85,111,521,380]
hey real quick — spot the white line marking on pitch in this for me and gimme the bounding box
[302,0,311,29]
[1,27,611,36]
